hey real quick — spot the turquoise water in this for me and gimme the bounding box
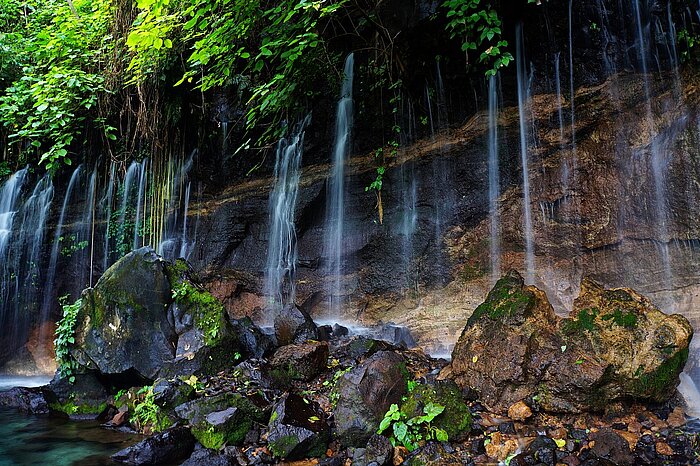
[0,376,140,466]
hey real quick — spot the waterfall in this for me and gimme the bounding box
[19,175,54,356]
[156,153,194,259]
[0,169,28,350]
[324,53,354,319]
[488,75,501,283]
[633,0,673,287]
[264,118,310,312]
[42,165,83,318]
[0,170,54,359]
[400,161,418,292]
[101,162,116,271]
[516,23,536,283]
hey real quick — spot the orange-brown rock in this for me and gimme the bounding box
[448,271,693,414]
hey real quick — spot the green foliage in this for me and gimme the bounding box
[377,402,449,451]
[126,0,346,145]
[133,385,172,433]
[54,296,82,383]
[171,280,225,346]
[678,28,700,64]
[0,0,115,170]
[442,0,513,76]
[0,162,11,179]
[59,234,89,257]
[323,366,351,407]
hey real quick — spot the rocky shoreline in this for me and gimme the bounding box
[1,248,698,466]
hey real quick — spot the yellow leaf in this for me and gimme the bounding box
[472,355,478,363]
[554,438,566,448]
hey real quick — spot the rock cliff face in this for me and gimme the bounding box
[186,71,700,362]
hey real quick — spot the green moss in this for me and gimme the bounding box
[601,308,638,328]
[49,399,107,416]
[268,434,299,458]
[399,381,472,440]
[192,425,227,450]
[192,418,252,449]
[468,275,535,326]
[172,281,227,346]
[633,347,689,398]
[562,307,599,334]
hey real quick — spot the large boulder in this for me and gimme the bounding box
[269,341,329,384]
[0,387,48,415]
[274,304,318,345]
[43,372,109,419]
[334,351,408,446]
[448,271,694,414]
[71,248,176,382]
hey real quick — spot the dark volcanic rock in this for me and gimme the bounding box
[175,392,264,449]
[43,372,109,419]
[231,317,276,358]
[181,447,237,466]
[351,434,393,466]
[448,271,693,414]
[274,304,318,345]
[267,393,330,460]
[269,341,329,383]
[71,248,176,382]
[334,350,408,446]
[0,387,48,414]
[589,429,634,466]
[111,426,195,465]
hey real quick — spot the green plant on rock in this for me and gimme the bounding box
[378,401,449,451]
[132,385,171,433]
[54,296,82,383]
[171,280,225,346]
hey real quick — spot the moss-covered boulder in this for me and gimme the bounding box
[447,270,693,414]
[160,259,244,378]
[68,249,245,384]
[174,392,265,449]
[43,372,109,419]
[70,248,176,382]
[399,380,472,442]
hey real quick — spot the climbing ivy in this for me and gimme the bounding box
[54,296,82,383]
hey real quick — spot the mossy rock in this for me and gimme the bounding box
[467,271,536,326]
[399,380,472,441]
[191,407,252,449]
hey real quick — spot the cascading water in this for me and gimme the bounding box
[633,0,674,288]
[0,170,54,363]
[0,169,28,351]
[400,161,418,292]
[264,118,309,313]
[42,165,83,321]
[516,23,536,283]
[324,53,354,319]
[487,75,501,283]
